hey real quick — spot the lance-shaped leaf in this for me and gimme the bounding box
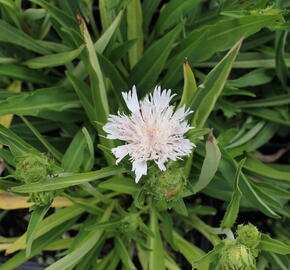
[0,87,79,117]
[115,237,137,270]
[0,19,50,54]
[129,23,183,96]
[26,205,50,257]
[258,234,290,255]
[192,243,224,269]
[173,231,208,270]
[45,202,115,270]
[127,0,143,68]
[178,59,197,109]
[220,158,245,228]
[0,124,38,156]
[11,167,126,193]
[193,130,221,193]
[191,38,243,128]
[24,45,84,69]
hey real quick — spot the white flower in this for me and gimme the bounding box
[103,86,195,183]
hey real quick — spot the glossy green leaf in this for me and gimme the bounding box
[244,157,290,181]
[259,234,290,255]
[24,45,84,69]
[127,0,143,68]
[0,87,79,117]
[26,205,50,257]
[178,59,197,109]
[6,205,85,254]
[191,38,242,128]
[173,231,208,270]
[115,237,137,270]
[129,23,183,96]
[164,12,284,86]
[0,19,50,54]
[237,94,290,108]
[11,167,126,193]
[46,202,114,270]
[98,176,138,194]
[0,64,56,85]
[193,131,221,193]
[220,159,245,228]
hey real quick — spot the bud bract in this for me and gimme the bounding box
[219,240,256,270]
[15,153,51,184]
[236,224,261,248]
[144,162,186,201]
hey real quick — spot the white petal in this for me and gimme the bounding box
[155,159,166,171]
[122,85,140,112]
[112,145,129,164]
[132,160,147,183]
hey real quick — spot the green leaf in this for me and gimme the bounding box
[226,120,265,149]
[275,30,289,90]
[20,116,63,162]
[98,176,138,194]
[173,231,208,270]
[172,199,188,216]
[127,0,143,68]
[156,0,201,33]
[0,64,56,85]
[142,0,162,32]
[26,205,50,257]
[164,12,284,86]
[30,0,78,29]
[95,11,123,53]
[79,15,109,118]
[24,45,84,69]
[45,202,115,270]
[0,124,38,156]
[193,131,221,193]
[244,157,290,182]
[178,59,197,109]
[229,68,273,88]
[6,205,84,254]
[129,23,183,96]
[148,207,165,270]
[11,167,126,193]
[259,234,290,255]
[0,87,79,117]
[1,219,76,270]
[62,129,87,172]
[237,94,290,108]
[0,19,50,54]
[191,38,242,128]
[115,237,137,270]
[192,243,224,269]
[219,147,280,218]
[220,158,245,228]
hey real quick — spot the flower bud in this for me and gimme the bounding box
[119,213,139,233]
[144,162,186,201]
[219,240,256,270]
[15,153,51,184]
[236,224,261,248]
[29,191,55,208]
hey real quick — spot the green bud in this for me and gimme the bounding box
[15,153,52,184]
[28,191,55,208]
[236,224,261,248]
[119,213,139,233]
[144,162,186,201]
[219,240,256,270]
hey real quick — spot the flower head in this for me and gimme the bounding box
[103,86,195,182]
